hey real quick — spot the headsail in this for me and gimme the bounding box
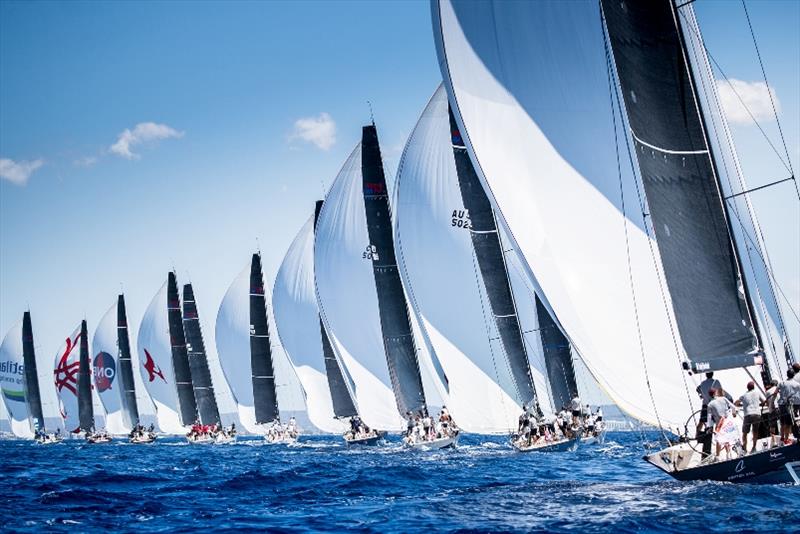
[601,0,757,373]
[315,143,405,430]
[394,85,526,432]
[54,324,82,433]
[273,209,351,433]
[138,281,185,433]
[0,320,33,438]
[167,272,198,425]
[182,283,222,425]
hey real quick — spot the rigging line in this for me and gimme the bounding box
[723,176,796,200]
[678,9,793,176]
[741,0,795,178]
[600,13,668,441]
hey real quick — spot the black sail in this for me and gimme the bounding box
[449,108,539,407]
[77,320,94,432]
[21,312,45,431]
[116,295,140,428]
[314,200,358,419]
[182,284,222,426]
[602,0,757,372]
[167,272,198,425]
[535,296,578,410]
[362,124,427,416]
[250,253,280,424]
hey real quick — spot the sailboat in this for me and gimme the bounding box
[394,84,584,451]
[433,0,798,481]
[0,312,49,440]
[315,123,456,449]
[93,294,148,439]
[273,202,354,435]
[138,274,196,435]
[216,253,304,443]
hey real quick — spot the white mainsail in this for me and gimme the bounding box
[53,324,82,433]
[394,85,525,433]
[315,144,406,431]
[0,321,33,438]
[433,0,757,431]
[273,215,347,434]
[137,281,184,434]
[92,302,128,434]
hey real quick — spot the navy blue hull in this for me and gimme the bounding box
[663,443,800,484]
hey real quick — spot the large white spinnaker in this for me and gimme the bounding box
[53,324,82,434]
[137,281,184,434]
[92,302,127,434]
[395,86,525,433]
[433,0,759,431]
[0,321,33,438]
[315,143,406,431]
[273,214,347,434]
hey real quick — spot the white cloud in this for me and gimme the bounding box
[110,122,184,159]
[0,158,44,186]
[289,112,336,150]
[73,156,98,167]
[716,79,780,125]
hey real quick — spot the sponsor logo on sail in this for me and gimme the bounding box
[54,333,81,396]
[143,349,166,383]
[93,351,116,392]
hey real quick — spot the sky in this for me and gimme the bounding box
[1,1,798,416]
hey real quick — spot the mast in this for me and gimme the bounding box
[448,108,539,409]
[250,253,280,424]
[77,320,94,432]
[601,0,760,374]
[167,272,198,425]
[314,200,359,419]
[182,284,222,425]
[116,295,139,427]
[21,312,44,431]
[361,124,427,416]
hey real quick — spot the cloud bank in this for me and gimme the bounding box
[110,122,184,159]
[716,79,780,125]
[290,112,336,150]
[0,158,44,186]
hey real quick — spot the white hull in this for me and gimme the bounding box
[186,434,215,444]
[406,433,459,450]
[130,434,157,444]
[215,434,236,444]
[264,435,297,445]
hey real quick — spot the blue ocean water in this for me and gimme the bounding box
[1,432,795,532]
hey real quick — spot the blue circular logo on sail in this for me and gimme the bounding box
[93,351,116,392]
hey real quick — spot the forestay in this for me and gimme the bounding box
[138,281,185,434]
[315,143,405,431]
[273,212,350,433]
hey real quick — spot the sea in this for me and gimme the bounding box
[1,432,796,533]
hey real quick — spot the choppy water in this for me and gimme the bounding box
[1,432,795,532]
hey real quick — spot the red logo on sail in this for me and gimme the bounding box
[54,333,81,395]
[143,349,166,383]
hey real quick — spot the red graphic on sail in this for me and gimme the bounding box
[54,333,81,395]
[143,349,166,383]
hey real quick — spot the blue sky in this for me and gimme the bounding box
[1,0,798,376]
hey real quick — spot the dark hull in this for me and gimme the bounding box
[657,443,800,484]
[345,431,387,447]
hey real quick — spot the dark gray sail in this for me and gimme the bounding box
[602,0,758,372]
[535,296,578,410]
[182,284,222,426]
[77,320,94,432]
[448,108,538,407]
[21,312,45,431]
[167,272,198,425]
[314,200,359,419]
[250,253,280,424]
[362,124,427,416]
[116,295,140,428]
